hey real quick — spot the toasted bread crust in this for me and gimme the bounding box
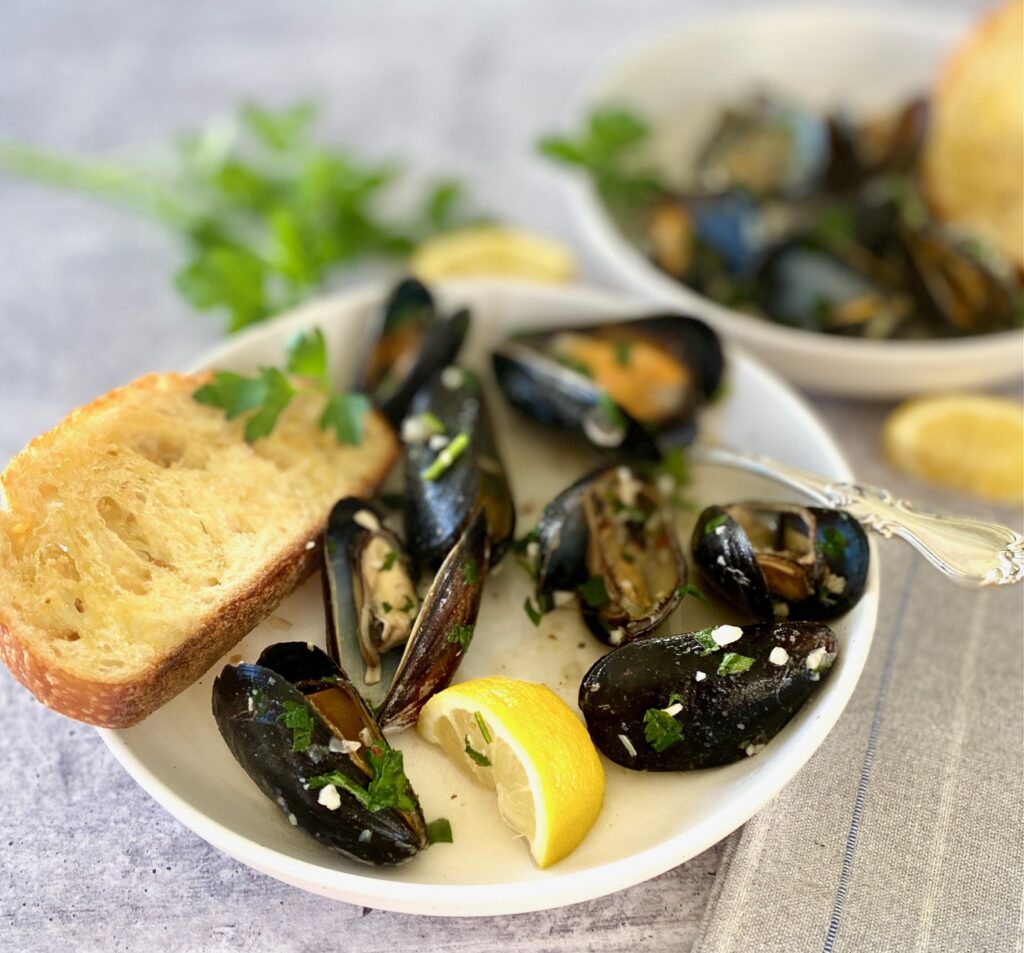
[0,372,398,728]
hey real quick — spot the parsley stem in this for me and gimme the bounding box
[423,432,470,481]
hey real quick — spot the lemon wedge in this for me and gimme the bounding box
[883,394,1024,506]
[410,225,576,283]
[417,676,605,868]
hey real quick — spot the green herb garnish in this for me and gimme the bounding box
[643,708,684,753]
[422,431,470,481]
[703,513,729,535]
[446,623,474,651]
[474,711,493,745]
[717,652,756,676]
[555,355,593,378]
[614,341,633,367]
[523,596,544,627]
[674,583,711,605]
[426,818,454,845]
[380,601,393,614]
[578,575,610,609]
[595,392,627,431]
[399,594,416,614]
[277,699,315,752]
[666,692,685,708]
[691,627,719,656]
[821,527,847,563]
[464,555,479,585]
[308,744,416,813]
[464,737,491,767]
[414,411,446,436]
[380,550,398,572]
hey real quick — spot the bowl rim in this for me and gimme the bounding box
[562,3,1024,364]
[97,278,880,916]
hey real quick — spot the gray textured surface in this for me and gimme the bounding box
[0,2,1016,952]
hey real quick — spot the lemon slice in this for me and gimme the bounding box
[883,394,1024,506]
[417,676,605,868]
[409,225,576,283]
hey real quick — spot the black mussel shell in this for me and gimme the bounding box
[323,498,420,711]
[694,96,829,200]
[534,465,688,645]
[403,367,515,569]
[492,314,723,451]
[357,278,470,424]
[692,503,868,622]
[378,507,489,732]
[579,621,838,770]
[212,644,427,866]
[755,235,913,338]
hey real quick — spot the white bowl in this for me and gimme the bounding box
[98,279,878,915]
[566,5,1024,398]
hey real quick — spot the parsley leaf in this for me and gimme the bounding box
[821,527,848,563]
[717,652,756,676]
[446,623,474,651]
[643,708,684,753]
[463,555,479,585]
[523,596,544,627]
[691,627,720,656]
[426,817,454,845]
[307,744,416,814]
[380,550,398,572]
[595,392,626,431]
[675,583,711,605]
[286,327,328,384]
[614,341,633,367]
[277,699,315,752]
[474,711,493,745]
[578,575,611,609]
[320,392,371,445]
[703,513,729,535]
[464,737,491,767]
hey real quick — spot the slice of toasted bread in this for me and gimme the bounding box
[921,0,1024,269]
[0,373,398,728]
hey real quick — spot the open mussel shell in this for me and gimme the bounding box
[492,314,723,451]
[377,507,489,732]
[692,503,868,622]
[323,497,420,711]
[535,465,687,645]
[579,621,837,770]
[403,367,515,569]
[212,643,427,866]
[357,277,471,425]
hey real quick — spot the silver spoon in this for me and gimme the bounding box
[691,445,1024,588]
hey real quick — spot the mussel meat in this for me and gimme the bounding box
[403,367,515,569]
[357,277,470,425]
[212,642,427,865]
[492,314,723,451]
[533,465,688,645]
[579,621,837,770]
[692,503,869,622]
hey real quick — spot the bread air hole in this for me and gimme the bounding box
[129,435,198,469]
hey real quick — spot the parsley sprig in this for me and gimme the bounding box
[307,744,416,814]
[0,101,477,332]
[194,326,370,443]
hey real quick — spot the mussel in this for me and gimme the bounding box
[324,499,489,732]
[357,278,470,425]
[533,465,688,645]
[492,315,724,451]
[212,643,427,865]
[692,503,868,622]
[403,367,515,569]
[579,621,837,770]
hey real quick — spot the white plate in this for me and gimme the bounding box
[565,6,1024,398]
[98,279,878,915]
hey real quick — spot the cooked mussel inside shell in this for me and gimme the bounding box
[534,465,687,645]
[212,642,427,866]
[578,621,838,770]
[357,277,471,424]
[692,503,869,622]
[323,498,420,708]
[492,314,723,451]
[402,366,515,569]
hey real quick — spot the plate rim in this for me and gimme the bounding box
[97,277,879,915]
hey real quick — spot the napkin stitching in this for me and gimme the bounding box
[822,559,918,953]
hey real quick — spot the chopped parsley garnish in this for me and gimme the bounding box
[666,692,685,708]
[703,513,729,535]
[643,708,684,753]
[578,575,610,609]
[380,550,398,572]
[691,627,719,656]
[416,411,446,436]
[821,527,848,563]
[426,817,453,845]
[446,623,474,651]
[474,711,493,744]
[250,687,270,717]
[423,431,470,481]
[595,392,626,430]
[523,596,544,626]
[464,737,491,767]
[277,699,315,752]
[308,744,416,813]
[512,528,542,579]
[614,341,633,367]
[675,583,711,605]
[463,555,479,586]
[556,354,593,378]
[399,594,416,614]
[380,601,393,614]
[717,652,756,676]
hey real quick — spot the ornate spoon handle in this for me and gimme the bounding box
[692,445,1024,588]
